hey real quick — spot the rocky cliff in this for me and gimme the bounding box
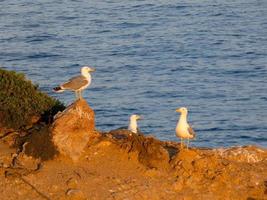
[0,99,266,200]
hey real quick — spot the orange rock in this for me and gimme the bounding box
[215,145,267,163]
[13,152,41,171]
[51,99,98,161]
[108,130,170,170]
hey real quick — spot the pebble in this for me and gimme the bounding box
[108,189,115,193]
[65,188,87,200]
[66,178,78,188]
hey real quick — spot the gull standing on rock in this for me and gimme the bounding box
[53,66,95,100]
[175,107,196,149]
[128,114,142,134]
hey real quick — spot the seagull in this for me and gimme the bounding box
[175,107,196,149]
[128,114,142,134]
[53,66,95,100]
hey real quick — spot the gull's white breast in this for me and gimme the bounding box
[176,122,192,138]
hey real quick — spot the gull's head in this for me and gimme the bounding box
[130,114,142,121]
[176,107,188,115]
[81,66,96,74]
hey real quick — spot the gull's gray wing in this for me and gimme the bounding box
[61,75,88,90]
[188,125,196,138]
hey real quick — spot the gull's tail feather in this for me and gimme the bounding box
[53,86,65,93]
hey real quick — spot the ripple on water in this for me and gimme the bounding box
[1,0,267,147]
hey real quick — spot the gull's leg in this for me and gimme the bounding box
[77,90,81,99]
[180,138,183,149]
[188,138,191,149]
[80,90,83,99]
[75,91,78,100]
[187,138,189,149]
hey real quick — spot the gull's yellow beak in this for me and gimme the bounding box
[176,108,181,112]
[137,115,143,120]
[89,68,96,72]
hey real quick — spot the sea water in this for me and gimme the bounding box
[1,0,267,147]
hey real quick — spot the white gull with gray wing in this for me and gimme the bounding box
[53,66,95,99]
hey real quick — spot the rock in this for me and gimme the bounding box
[0,131,19,147]
[66,177,78,188]
[144,168,162,177]
[13,152,41,171]
[52,99,98,161]
[138,136,170,170]
[20,125,58,161]
[0,122,15,139]
[107,130,170,170]
[170,149,201,172]
[215,146,267,163]
[65,189,87,200]
[0,141,16,168]
[173,178,185,191]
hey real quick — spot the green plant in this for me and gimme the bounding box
[0,68,65,130]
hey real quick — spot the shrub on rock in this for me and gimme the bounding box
[0,68,64,131]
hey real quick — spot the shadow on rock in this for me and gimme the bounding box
[104,129,170,170]
[19,125,59,161]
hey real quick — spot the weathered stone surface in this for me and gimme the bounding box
[52,99,98,161]
[0,141,16,168]
[107,130,170,170]
[21,125,58,161]
[10,141,41,171]
[214,145,267,163]
[13,152,41,171]
[169,146,267,199]
[0,131,19,147]
[1,106,267,199]
[1,130,267,199]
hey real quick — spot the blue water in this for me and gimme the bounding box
[1,0,267,147]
